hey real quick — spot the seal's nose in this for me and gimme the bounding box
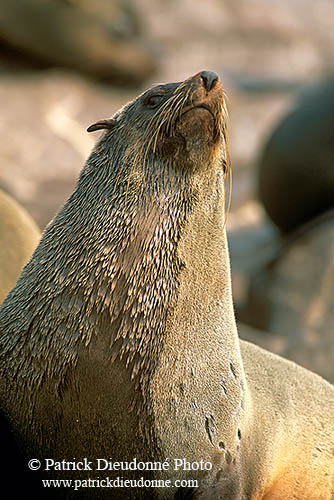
[200,70,219,92]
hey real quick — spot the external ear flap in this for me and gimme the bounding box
[87,118,117,133]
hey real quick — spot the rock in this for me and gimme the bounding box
[239,211,334,382]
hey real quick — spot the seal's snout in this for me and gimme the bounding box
[200,70,219,92]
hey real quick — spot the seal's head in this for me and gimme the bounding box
[87,70,228,176]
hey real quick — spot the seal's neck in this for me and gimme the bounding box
[145,167,246,459]
[100,162,241,387]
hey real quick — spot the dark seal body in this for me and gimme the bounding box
[258,79,334,233]
[0,72,333,500]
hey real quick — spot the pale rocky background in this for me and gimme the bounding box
[0,0,333,380]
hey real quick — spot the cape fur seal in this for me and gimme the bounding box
[0,188,40,303]
[0,71,333,499]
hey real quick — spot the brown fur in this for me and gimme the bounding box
[0,189,40,303]
[0,72,333,499]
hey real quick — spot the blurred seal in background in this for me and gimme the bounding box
[0,0,157,84]
[0,188,40,304]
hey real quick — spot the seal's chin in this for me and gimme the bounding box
[178,106,218,142]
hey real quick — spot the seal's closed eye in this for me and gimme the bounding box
[144,94,165,108]
[87,119,117,133]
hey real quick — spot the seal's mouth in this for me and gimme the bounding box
[181,104,215,120]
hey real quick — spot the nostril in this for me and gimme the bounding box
[201,70,219,92]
